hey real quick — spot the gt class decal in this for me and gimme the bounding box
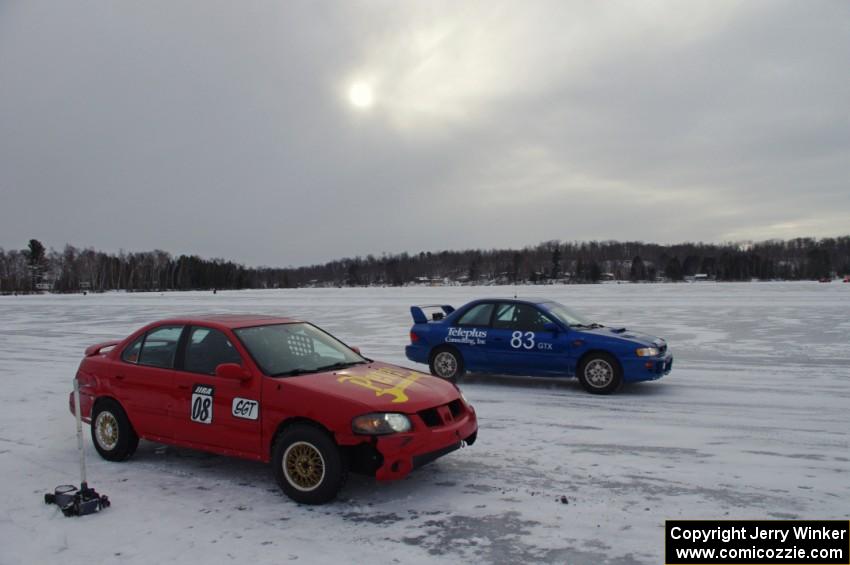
[191,384,214,424]
[231,397,259,420]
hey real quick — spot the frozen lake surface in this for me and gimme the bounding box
[1,282,848,564]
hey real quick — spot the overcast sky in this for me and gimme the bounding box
[1,1,848,267]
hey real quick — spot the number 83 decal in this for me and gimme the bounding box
[510,331,535,349]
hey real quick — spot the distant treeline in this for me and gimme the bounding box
[1,236,848,293]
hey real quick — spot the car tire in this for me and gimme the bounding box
[429,346,464,382]
[90,398,139,461]
[272,424,347,505]
[577,353,622,395]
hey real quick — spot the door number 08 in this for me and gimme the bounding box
[191,395,213,424]
[511,331,535,349]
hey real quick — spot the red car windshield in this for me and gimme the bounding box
[234,323,366,377]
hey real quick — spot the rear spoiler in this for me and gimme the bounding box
[410,304,455,324]
[84,340,121,357]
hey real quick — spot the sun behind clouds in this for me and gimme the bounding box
[348,82,374,109]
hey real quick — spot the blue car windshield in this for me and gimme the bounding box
[543,302,593,327]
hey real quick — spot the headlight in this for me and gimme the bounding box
[351,413,412,435]
[636,347,660,357]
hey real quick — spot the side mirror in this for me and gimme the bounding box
[215,363,251,381]
[350,346,362,355]
[544,322,560,334]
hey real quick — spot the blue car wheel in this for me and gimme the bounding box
[429,347,464,382]
[577,353,622,395]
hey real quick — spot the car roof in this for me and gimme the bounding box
[152,314,301,330]
[464,298,553,308]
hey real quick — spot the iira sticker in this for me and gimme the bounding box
[191,384,214,424]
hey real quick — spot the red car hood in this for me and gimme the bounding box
[286,362,460,413]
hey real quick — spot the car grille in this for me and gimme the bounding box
[418,400,465,428]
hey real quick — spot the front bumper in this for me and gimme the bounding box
[622,353,673,382]
[372,404,477,481]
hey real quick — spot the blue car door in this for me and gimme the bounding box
[490,303,570,375]
[444,302,497,371]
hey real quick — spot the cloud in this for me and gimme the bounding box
[0,0,847,265]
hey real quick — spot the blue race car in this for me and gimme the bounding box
[405,298,672,394]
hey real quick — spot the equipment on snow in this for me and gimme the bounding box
[44,377,109,517]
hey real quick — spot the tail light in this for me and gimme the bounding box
[409,331,420,343]
[77,370,98,390]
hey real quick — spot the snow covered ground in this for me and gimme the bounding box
[1,282,848,564]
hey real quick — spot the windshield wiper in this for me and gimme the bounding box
[271,360,366,377]
[314,360,367,372]
[271,368,320,377]
[570,323,604,329]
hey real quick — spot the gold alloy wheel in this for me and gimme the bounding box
[283,441,326,492]
[95,411,119,450]
[585,358,614,388]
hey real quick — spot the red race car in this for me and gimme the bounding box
[70,315,477,504]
